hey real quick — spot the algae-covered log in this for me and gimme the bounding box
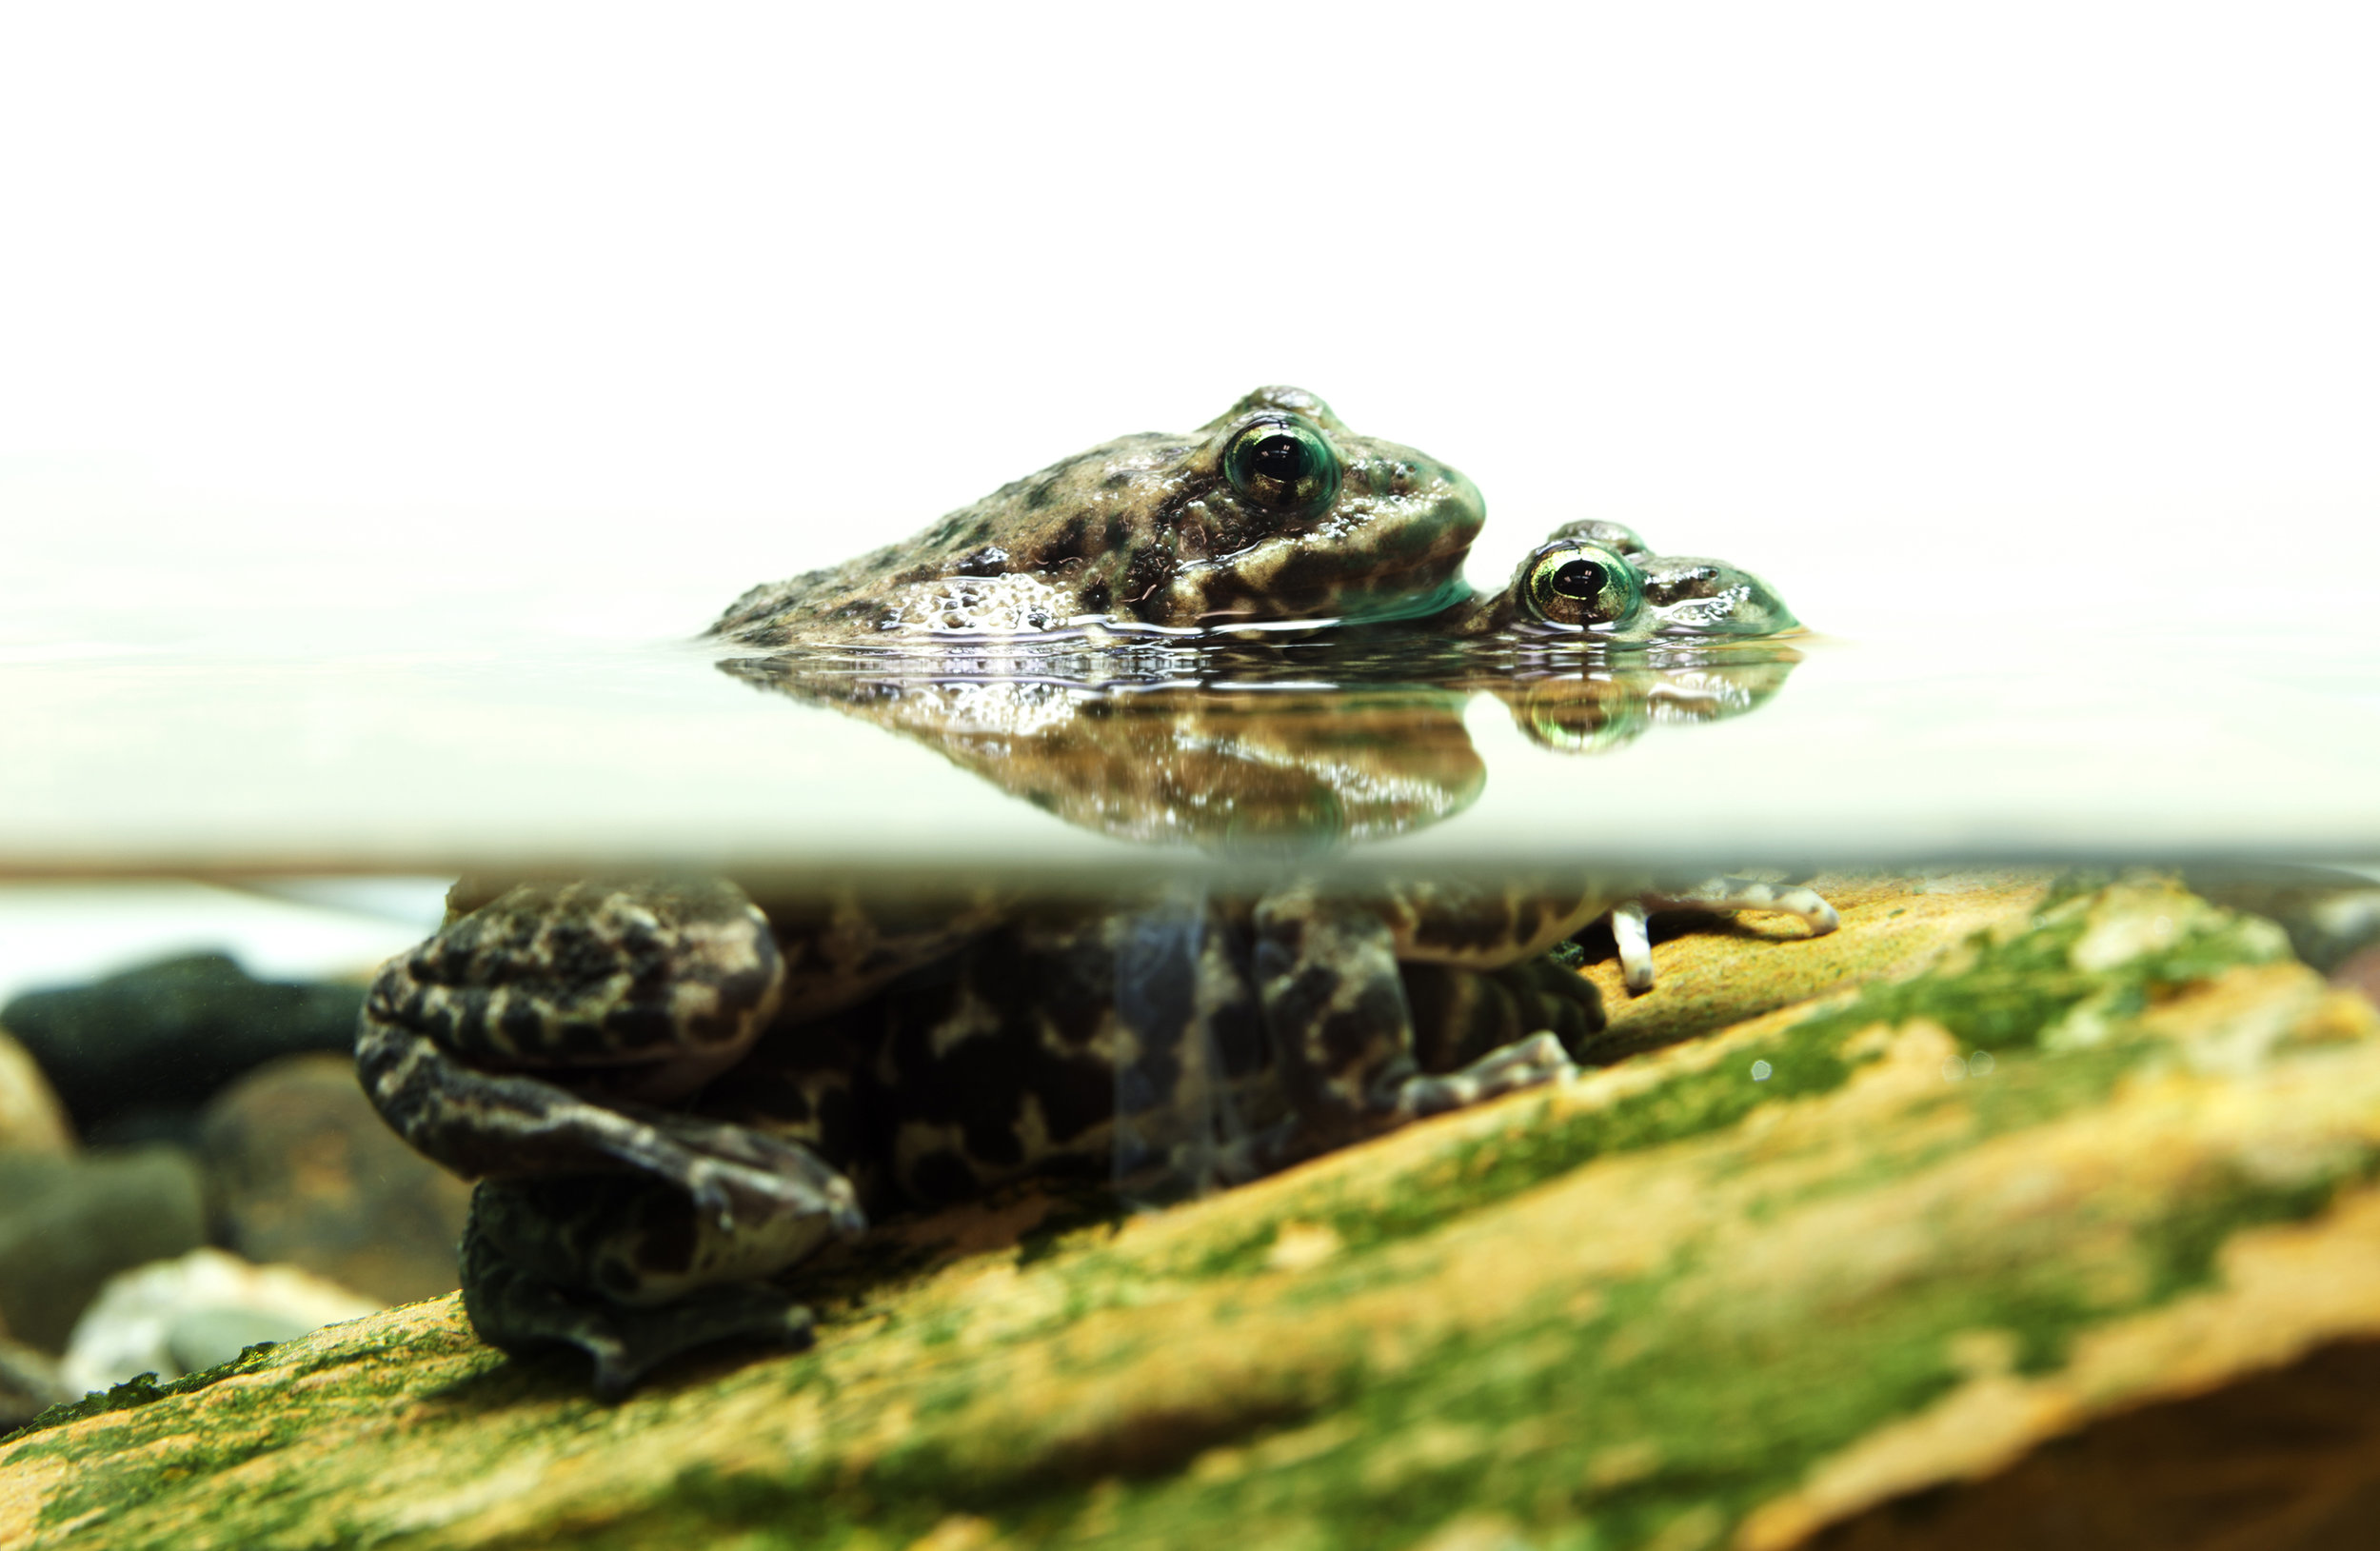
[6,873,2379,1551]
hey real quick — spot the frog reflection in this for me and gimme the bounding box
[718,642,1799,849]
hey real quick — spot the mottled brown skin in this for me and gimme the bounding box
[708,387,1485,646]
[1435,519,1804,643]
[358,878,1613,1395]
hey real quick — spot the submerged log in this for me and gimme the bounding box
[6,870,2379,1551]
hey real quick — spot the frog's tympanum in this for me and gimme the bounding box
[359,389,1836,1394]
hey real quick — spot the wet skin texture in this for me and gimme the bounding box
[710,387,1485,646]
[359,878,1616,1395]
[358,390,1835,1394]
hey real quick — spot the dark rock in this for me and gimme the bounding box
[0,953,364,1142]
[197,1053,470,1305]
[0,1146,207,1351]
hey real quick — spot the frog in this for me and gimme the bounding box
[709,386,1485,646]
[717,383,1835,984]
[1421,517,1829,989]
[358,389,1834,1394]
[360,875,1615,1395]
[1444,518,1802,644]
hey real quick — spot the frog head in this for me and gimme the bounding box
[709,388,1486,646]
[1500,520,1799,642]
[1142,387,1486,629]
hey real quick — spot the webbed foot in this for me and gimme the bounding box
[1391,1031,1577,1119]
[462,1208,815,1400]
[1612,877,1840,994]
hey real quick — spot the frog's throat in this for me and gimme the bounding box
[1330,572,1478,625]
[1181,569,1475,630]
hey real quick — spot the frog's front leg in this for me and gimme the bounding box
[1608,877,1841,994]
[1251,890,1580,1155]
[357,880,866,1390]
[358,879,859,1226]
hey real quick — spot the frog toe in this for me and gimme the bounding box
[1395,1031,1577,1119]
[1607,877,1841,995]
[640,1112,867,1236]
[1610,902,1656,994]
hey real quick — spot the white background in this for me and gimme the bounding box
[4,1,2376,646]
[2,2,2377,989]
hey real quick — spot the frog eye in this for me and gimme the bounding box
[1221,415,1342,518]
[1520,542,1646,630]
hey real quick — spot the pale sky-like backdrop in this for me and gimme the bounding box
[4,2,2375,650]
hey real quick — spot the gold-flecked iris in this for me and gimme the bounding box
[1221,414,1341,520]
[1519,541,1645,631]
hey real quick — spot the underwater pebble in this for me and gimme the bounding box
[199,1053,471,1304]
[0,1145,206,1351]
[1,952,364,1148]
[0,1028,74,1156]
[2333,944,2380,1010]
[60,1246,382,1394]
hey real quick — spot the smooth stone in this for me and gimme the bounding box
[164,1305,322,1377]
[0,952,364,1145]
[198,1053,471,1305]
[0,1337,70,1431]
[60,1247,381,1394]
[0,1029,74,1155]
[0,1146,205,1352]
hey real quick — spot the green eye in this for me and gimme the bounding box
[1221,416,1341,517]
[1520,542,1645,630]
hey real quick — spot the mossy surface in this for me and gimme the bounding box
[6,873,2377,1551]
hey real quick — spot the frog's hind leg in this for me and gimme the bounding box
[1252,892,1580,1159]
[1402,955,1604,1073]
[1610,878,1840,994]
[462,1180,825,1399]
[357,877,867,1236]
[357,1012,864,1237]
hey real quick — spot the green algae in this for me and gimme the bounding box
[513,1155,2380,1551]
[0,1341,284,1444]
[1169,877,2295,1282]
[7,878,2367,1551]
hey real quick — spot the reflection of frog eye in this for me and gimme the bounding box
[1222,416,1342,518]
[1521,542,1645,629]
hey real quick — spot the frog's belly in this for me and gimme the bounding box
[704,901,1294,1208]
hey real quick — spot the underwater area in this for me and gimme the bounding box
[3,496,2380,1551]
